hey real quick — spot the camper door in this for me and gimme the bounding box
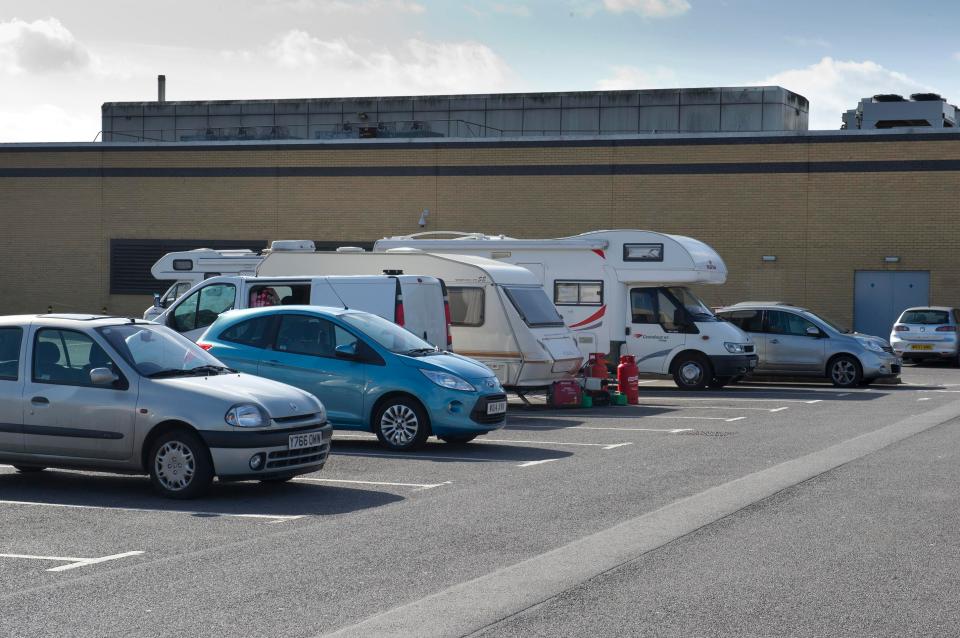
[625,287,690,373]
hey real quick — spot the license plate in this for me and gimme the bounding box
[486,401,507,415]
[288,432,324,450]
[911,344,934,351]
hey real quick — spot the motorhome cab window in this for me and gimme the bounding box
[553,280,603,306]
[502,286,565,328]
[667,287,718,322]
[447,287,485,326]
[172,283,236,332]
[248,284,310,307]
[630,288,702,333]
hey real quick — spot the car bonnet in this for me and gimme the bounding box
[150,372,323,419]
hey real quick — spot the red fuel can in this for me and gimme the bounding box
[617,355,640,405]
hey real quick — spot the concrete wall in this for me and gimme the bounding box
[1,129,957,331]
[101,87,809,142]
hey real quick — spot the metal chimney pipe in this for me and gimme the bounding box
[158,75,166,103]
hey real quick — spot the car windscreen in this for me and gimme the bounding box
[502,285,565,328]
[899,309,950,325]
[340,311,436,354]
[666,287,718,322]
[97,324,227,377]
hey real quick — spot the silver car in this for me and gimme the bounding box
[715,302,901,387]
[890,306,960,365]
[0,314,331,498]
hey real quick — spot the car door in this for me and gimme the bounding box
[719,309,766,367]
[625,288,688,374]
[169,282,238,341]
[763,310,826,372]
[260,314,366,426]
[0,326,25,453]
[23,327,137,461]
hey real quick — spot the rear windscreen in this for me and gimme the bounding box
[900,310,950,325]
[502,285,565,328]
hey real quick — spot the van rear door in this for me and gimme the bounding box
[397,276,446,347]
[326,278,395,320]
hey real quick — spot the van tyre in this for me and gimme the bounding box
[374,397,430,451]
[13,465,45,473]
[672,353,712,391]
[828,355,862,388]
[148,430,214,499]
[439,434,477,445]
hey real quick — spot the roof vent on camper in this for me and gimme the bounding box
[873,94,905,102]
[385,247,424,254]
[270,240,316,252]
[910,93,945,102]
[336,246,366,253]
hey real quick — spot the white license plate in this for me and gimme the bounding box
[487,401,507,415]
[288,432,324,450]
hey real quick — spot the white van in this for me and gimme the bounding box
[374,230,757,389]
[143,241,315,320]
[154,274,450,348]
[257,250,583,390]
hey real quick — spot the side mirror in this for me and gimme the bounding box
[335,342,358,359]
[89,367,119,386]
[805,326,821,337]
[153,293,162,309]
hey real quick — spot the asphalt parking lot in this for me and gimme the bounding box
[3,363,960,637]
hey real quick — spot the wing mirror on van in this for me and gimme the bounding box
[89,367,120,386]
[805,326,822,338]
[335,342,359,359]
[153,293,162,309]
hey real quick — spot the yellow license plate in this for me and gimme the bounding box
[911,344,934,351]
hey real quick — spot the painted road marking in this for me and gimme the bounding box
[770,407,789,412]
[332,451,504,463]
[724,416,746,422]
[517,459,560,467]
[519,425,692,433]
[0,500,303,523]
[918,397,931,401]
[635,403,788,412]
[0,551,144,572]
[805,400,823,404]
[633,396,829,404]
[477,438,633,451]
[294,477,451,491]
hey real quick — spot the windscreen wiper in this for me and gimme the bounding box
[404,347,440,356]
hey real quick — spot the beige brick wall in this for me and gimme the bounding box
[1,136,958,327]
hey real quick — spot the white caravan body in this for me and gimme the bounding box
[154,274,448,348]
[257,251,583,389]
[374,230,756,385]
[144,241,316,320]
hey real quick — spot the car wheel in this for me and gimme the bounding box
[439,434,478,445]
[828,355,862,388]
[374,397,430,451]
[148,430,214,499]
[672,354,712,391]
[708,376,732,389]
[13,465,45,473]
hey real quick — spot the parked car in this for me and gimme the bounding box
[890,306,960,365]
[0,314,331,498]
[716,302,901,387]
[199,306,508,451]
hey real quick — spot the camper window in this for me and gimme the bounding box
[554,280,603,306]
[623,243,664,262]
[447,287,485,326]
[502,286,565,328]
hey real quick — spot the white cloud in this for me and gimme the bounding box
[762,57,933,130]
[0,17,91,74]
[596,65,676,90]
[602,0,690,17]
[262,0,425,13]
[0,103,99,142]
[254,31,515,94]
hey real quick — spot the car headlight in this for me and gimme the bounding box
[857,339,884,353]
[420,369,476,391]
[225,403,267,427]
[724,342,747,354]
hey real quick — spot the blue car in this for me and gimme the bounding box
[198,306,507,451]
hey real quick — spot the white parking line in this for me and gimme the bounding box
[647,415,741,422]
[635,404,788,412]
[635,396,828,404]
[770,407,789,413]
[293,477,451,491]
[332,451,504,463]
[0,499,303,523]
[0,550,144,572]
[805,400,823,404]
[477,438,633,451]
[517,459,560,467]
[724,416,746,422]
[918,397,931,401]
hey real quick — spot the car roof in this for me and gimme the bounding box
[718,302,809,312]
[0,314,153,328]
[216,305,356,322]
[900,306,956,313]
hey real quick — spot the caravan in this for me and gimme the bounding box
[374,230,758,389]
[256,250,583,390]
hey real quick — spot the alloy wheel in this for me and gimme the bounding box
[832,360,857,386]
[379,404,420,446]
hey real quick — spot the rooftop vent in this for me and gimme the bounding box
[910,93,945,102]
[873,94,905,102]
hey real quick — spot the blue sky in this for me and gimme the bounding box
[0,0,956,140]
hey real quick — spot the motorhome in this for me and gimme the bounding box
[373,230,757,389]
[154,274,450,348]
[256,250,583,390]
[143,241,315,320]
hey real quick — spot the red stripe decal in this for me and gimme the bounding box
[592,249,605,259]
[569,305,606,328]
